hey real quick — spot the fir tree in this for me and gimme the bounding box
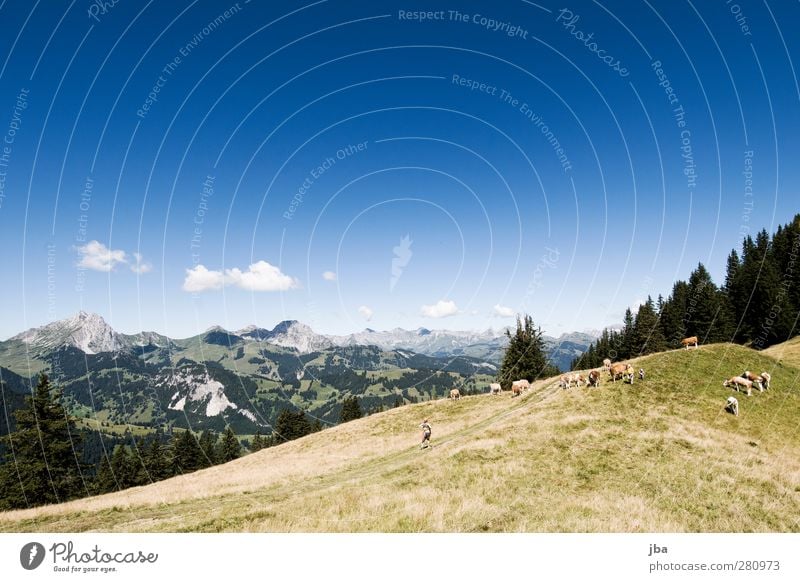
[659,280,690,348]
[274,409,312,443]
[250,432,266,452]
[109,444,138,490]
[218,427,241,463]
[142,436,172,481]
[620,308,635,359]
[0,374,86,510]
[498,315,558,386]
[632,297,666,355]
[172,430,203,474]
[198,430,219,467]
[94,452,117,494]
[339,396,362,423]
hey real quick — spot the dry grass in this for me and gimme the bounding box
[763,336,800,369]
[1,343,798,532]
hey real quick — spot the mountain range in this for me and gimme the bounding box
[0,312,597,435]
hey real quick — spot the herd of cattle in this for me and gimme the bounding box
[723,371,772,417]
[445,336,772,419]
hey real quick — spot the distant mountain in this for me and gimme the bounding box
[3,314,597,369]
[327,326,509,361]
[0,313,598,435]
[10,311,125,355]
[542,332,600,372]
[0,313,515,435]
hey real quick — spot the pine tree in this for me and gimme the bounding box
[274,409,312,443]
[94,452,117,494]
[172,430,203,474]
[659,280,690,348]
[217,427,241,463]
[632,297,666,355]
[250,432,266,452]
[339,396,362,423]
[198,430,219,467]
[129,438,149,487]
[142,436,171,482]
[110,444,138,490]
[498,315,558,386]
[0,374,86,510]
[620,308,635,359]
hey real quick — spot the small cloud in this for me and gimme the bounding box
[76,240,127,272]
[183,265,225,292]
[358,305,374,321]
[182,260,299,293]
[225,260,299,291]
[322,270,337,282]
[421,299,459,318]
[492,304,515,318]
[130,252,152,274]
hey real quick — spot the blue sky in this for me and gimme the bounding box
[0,0,797,338]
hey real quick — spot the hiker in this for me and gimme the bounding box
[419,418,432,449]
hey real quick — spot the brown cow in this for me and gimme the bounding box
[608,362,628,383]
[623,364,635,384]
[681,336,699,349]
[511,384,522,397]
[724,376,752,396]
[449,388,461,400]
[741,371,764,392]
[511,379,531,392]
[588,370,601,387]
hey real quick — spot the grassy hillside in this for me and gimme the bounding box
[1,343,798,533]
[763,336,800,370]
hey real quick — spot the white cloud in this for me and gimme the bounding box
[358,305,374,321]
[130,252,153,274]
[420,299,459,318]
[76,240,127,272]
[183,261,299,293]
[225,260,299,291]
[322,270,337,281]
[183,265,225,292]
[492,304,515,318]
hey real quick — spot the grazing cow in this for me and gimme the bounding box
[603,358,612,370]
[724,376,753,396]
[588,370,601,387]
[725,396,739,416]
[489,382,502,395]
[511,379,531,392]
[511,384,523,397]
[759,372,771,390]
[608,362,628,383]
[681,336,699,350]
[449,388,461,400]
[741,371,764,392]
[560,373,586,389]
[623,364,635,384]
